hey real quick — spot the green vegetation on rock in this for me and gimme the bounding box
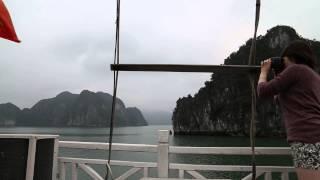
[172,26,320,136]
[0,90,148,127]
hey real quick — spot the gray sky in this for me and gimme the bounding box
[1,0,319,112]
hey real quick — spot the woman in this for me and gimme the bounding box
[258,40,320,180]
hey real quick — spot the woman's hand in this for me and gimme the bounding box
[260,58,272,74]
[258,58,272,84]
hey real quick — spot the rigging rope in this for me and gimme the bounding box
[105,0,121,179]
[248,0,261,179]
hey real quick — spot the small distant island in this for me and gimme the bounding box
[0,90,148,127]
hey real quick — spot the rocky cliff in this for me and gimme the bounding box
[172,26,320,136]
[0,90,148,127]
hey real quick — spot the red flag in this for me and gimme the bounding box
[0,0,20,43]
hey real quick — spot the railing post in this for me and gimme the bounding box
[281,172,289,180]
[53,138,59,180]
[71,163,78,180]
[264,172,272,180]
[59,161,66,180]
[26,137,37,180]
[179,169,184,179]
[143,167,149,177]
[157,130,169,178]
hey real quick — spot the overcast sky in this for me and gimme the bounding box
[1,0,319,113]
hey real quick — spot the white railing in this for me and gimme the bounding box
[58,130,294,180]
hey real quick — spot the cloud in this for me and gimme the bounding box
[1,0,319,112]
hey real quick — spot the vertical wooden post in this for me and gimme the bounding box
[264,172,272,180]
[143,167,149,177]
[59,161,66,180]
[26,137,37,180]
[179,169,184,179]
[281,172,289,180]
[52,138,59,180]
[157,130,169,178]
[71,163,78,180]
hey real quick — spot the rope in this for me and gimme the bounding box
[248,0,261,179]
[248,0,261,65]
[105,0,121,179]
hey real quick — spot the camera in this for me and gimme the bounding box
[270,57,284,74]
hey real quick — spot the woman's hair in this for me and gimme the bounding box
[281,40,317,69]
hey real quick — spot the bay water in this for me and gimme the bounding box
[0,125,296,180]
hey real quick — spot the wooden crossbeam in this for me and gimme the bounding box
[116,167,141,180]
[241,171,264,180]
[78,163,103,180]
[186,170,207,179]
[110,64,260,74]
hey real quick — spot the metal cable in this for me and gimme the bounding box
[248,0,261,179]
[105,0,121,179]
